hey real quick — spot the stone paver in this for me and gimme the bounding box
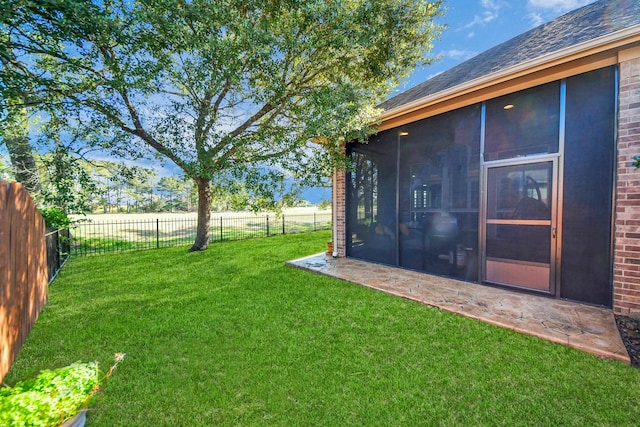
[287,253,630,364]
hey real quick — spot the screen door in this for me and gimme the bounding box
[483,159,557,292]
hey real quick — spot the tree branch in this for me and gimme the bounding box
[228,102,275,139]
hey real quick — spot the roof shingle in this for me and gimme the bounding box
[380,0,640,111]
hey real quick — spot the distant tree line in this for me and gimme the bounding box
[0,153,322,214]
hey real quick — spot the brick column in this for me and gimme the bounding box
[614,54,640,316]
[334,169,347,257]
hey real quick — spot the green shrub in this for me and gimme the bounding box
[0,362,99,427]
[39,207,72,230]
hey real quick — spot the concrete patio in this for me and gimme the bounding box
[287,253,630,364]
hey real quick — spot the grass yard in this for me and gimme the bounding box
[6,231,640,426]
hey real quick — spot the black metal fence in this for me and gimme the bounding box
[45,228,71,283]
[69,213,332,255]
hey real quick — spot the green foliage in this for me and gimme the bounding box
[39,207,72,229]
[1,0,445,249]
[39,143,98,216]
[0,155,12,180]
[98,162,161,213]
[316,198,331,210]
[0,362,99,427]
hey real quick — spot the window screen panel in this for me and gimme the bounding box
[398,105,481,280]
[347,133,397,266]
[561,66,615,307]
[485,82,560,161]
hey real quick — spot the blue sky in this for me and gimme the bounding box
[397,0,597,92]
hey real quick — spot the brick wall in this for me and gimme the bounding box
[614,56,640,316]
[334,169,346,257]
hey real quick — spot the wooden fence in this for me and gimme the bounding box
[0,180,48,383]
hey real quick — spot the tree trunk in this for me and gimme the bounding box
[1,69,41,197]
[190,176,212,252]
[4,134,41,197]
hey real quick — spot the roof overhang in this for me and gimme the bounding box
[378,24,640,132]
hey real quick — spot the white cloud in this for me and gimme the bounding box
[528,12,545,27]
[527,0,593,12]
[461,11,498,29]
[481,0,500,9]
[460,0,505,30]
[526,0,593,27]
[426,71,444,80]
[467,31,475,38]
[442,49,477,60]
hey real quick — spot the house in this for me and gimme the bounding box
[332,0,640,316]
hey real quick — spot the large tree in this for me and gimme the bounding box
[1,0,444,251]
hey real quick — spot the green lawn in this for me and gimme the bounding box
[6,231,640,426]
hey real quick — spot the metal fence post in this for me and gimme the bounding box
[266,215,270,237]
[56,229,61,272]
[220,216,223,241]
[156,219,160,249]
[314,213,316,231]
[282,215,286,235]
